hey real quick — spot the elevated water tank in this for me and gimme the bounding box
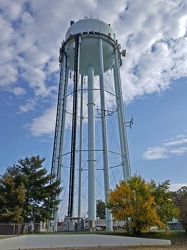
[64,18,116,76]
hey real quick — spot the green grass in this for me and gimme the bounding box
[141,230,187,245]
[2,230,186,245]
[0,235,15,240]
[42,230,187,245]
[97,230,187,245]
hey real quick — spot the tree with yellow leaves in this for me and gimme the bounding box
[107,175,179,234]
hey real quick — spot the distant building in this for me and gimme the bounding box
[168,219,182,230]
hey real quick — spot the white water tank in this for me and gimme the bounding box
[64,18,116,76]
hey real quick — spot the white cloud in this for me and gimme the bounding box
[21,67,51,96]
[26,106,56,136]
[143,146,168,160]
[0,0,187,136]
[1,0,187,98]
[143,134,187,160]
[0,16,13,43]
[170,183,187,192]
[114,0,187,101]
[11,86,26,96]
[164,138,187,147]
[19,99,36,113]
[179,16,187,37]
[170,147,187,156]
[0,0,23,21]
[0,63,18,87]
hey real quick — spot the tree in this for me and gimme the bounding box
[173,186,187,233]
[151,180,179,228]
[0,170,25,223]
[0,156,62,223]
[96,199,106,219]
[107,175,179,234]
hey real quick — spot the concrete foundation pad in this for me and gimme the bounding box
[0,234,171,250]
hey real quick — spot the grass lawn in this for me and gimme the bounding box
[0,235,15,240]
[38,230,187,245]
[142,230,187,245]
[1,230,186,246]
[98,230,187,245]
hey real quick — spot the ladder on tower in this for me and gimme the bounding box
[67,35,80,217]
[51,46,67,181]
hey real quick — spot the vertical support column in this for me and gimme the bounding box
[78,75,84,219]
[113,48,131,181]
[87,66,96,224]
[99,38,112,231]
[51,53,67,179]
[58,65,69,179]
[51,53,68,231]
[68,36,81,218]
[54,65,69,232]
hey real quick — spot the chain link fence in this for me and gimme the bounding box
[0,222,50,235]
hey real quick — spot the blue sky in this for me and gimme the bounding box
[0,0,187,196]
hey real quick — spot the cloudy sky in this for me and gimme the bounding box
[0,0,187,192]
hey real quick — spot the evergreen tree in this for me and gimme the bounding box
[0,156,62,223]
[0,167,25,223]
[96,199,106,219]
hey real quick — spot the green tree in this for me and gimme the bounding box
[107,175,179,234]
[151,180,179,228]
[173,186,187,233]
[96,199,106,219]
[0,168,25,223]
[18,155,62,222]
[0,156,62,223]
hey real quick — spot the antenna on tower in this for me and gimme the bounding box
[125,116,134,129]
[91,6,93,18]
[82,7,84,19]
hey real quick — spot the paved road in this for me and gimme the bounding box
[0,234,171,250]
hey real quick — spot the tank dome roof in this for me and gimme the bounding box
[65,18,115,40]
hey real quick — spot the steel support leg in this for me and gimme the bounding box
[78,75,84,218]
[87,66,96,223]
[113,49,131,181]
[99,38,112,231]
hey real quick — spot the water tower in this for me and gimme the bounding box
[51,18,131,231]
